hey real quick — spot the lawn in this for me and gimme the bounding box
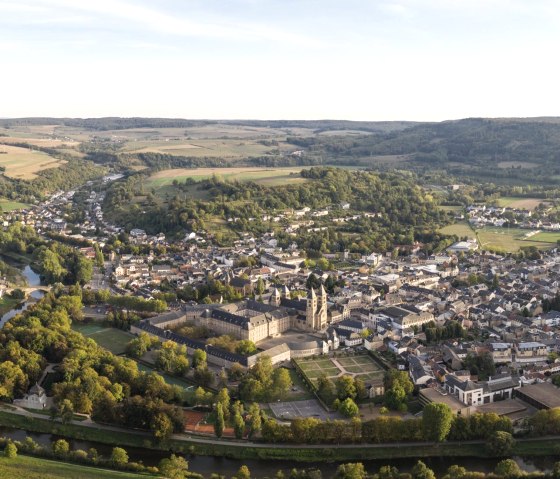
[0,297,21,316]
[0,144,66,180]
[71,323,133,355]
[0,200,30,211]
[0,455,150,479]
[295,354,385,387]
[439,222,476,239]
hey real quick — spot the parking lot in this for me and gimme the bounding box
[269,399,339,421]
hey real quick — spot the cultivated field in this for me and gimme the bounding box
[295,354,385,386]
[0,137,79,148]
[71,323,133,355]
[0,144,66,179]
[146,167,308,188]
[497,161,538,169]
[495,197,544,210]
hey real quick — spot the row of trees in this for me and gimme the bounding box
[260,403,514,445]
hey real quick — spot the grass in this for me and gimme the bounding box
[0,200,30,212]
[476,227,550,252]
[146,167,309,190]
[71,323,133,355]
[0,144,66,180]
[0,455,150,479]
[529,231,560,243]
[135,362,196,391]
[439,222,476,239]
[295,355,385,386]
[495,197,544,210]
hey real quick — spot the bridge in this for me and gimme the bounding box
[3,286,50,296]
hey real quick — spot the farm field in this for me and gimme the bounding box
[439,222,476,239]
[0,144,66,179]
[497,161,539,169]
[0,455,148,479]
[0,200,30,211]
[146,167,309,189]
[0,137,79,148]
[495,197,544,210]
[295,354,385,386]
[121,137,294,158]
[71,323,133,355]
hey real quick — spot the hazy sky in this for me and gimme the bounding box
[2,0,560,120]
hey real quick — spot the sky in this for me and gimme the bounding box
[1,0,560,121]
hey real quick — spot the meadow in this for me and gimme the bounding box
[0,456,148,479]
[495,197,544,210]
[439,222,476,239]
[146,167,309,189]
[0,200,30,211]
[0,144,65,180]
[71,323,133,355]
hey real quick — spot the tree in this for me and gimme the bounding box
[422,403,453,442]
[334,463,367,479]
[236,340,257,356]
[214,403,225,438]
[151,411,174,441]
[272,368,293,399]
[234,465,251,479]
[110,447,129,467]
[192,349,207,369]
[58,398,74,424]
[443,465,467,479]
[159,454,190,479]
[411,461,436,479]
[487,431,516,457]
[217,388,231,419]
[52,439,70,457]
[317,375,337,405]
[378,466,399,479]
[339,398,359,418]
[336,375,357,400]
[494,459,522,478]
[234,412,245,439]
[4,441,17,458]
[247,403,262,438]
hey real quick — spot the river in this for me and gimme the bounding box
[0,426,557,478]
[0,262,45,328]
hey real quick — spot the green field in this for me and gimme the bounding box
[495,197,544,210]
[135,362,195,391]
[0,456,149,479]
[529,231,560,243]
[0,297,20,316]
[0,200,30,211]
[439,222,476,239]
[295,355,385,386]
[71,323,133,355]
[476,227,550,252]
[146,167,308,189]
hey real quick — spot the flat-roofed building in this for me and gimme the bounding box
[515,383,560,410]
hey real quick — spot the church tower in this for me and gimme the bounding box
[306,287,317,329]
[316,284,328,330]
[283,285,290,299]
[271,287,281,307]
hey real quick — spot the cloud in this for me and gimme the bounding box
[29,0,321,47]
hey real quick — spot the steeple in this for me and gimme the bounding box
[308,287,316,299]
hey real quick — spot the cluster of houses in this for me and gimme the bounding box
[467,204,560,231]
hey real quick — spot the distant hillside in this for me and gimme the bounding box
[0,117,417,133]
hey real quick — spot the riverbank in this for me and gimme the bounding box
[1,408,559,463]
[0,455,150,479]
